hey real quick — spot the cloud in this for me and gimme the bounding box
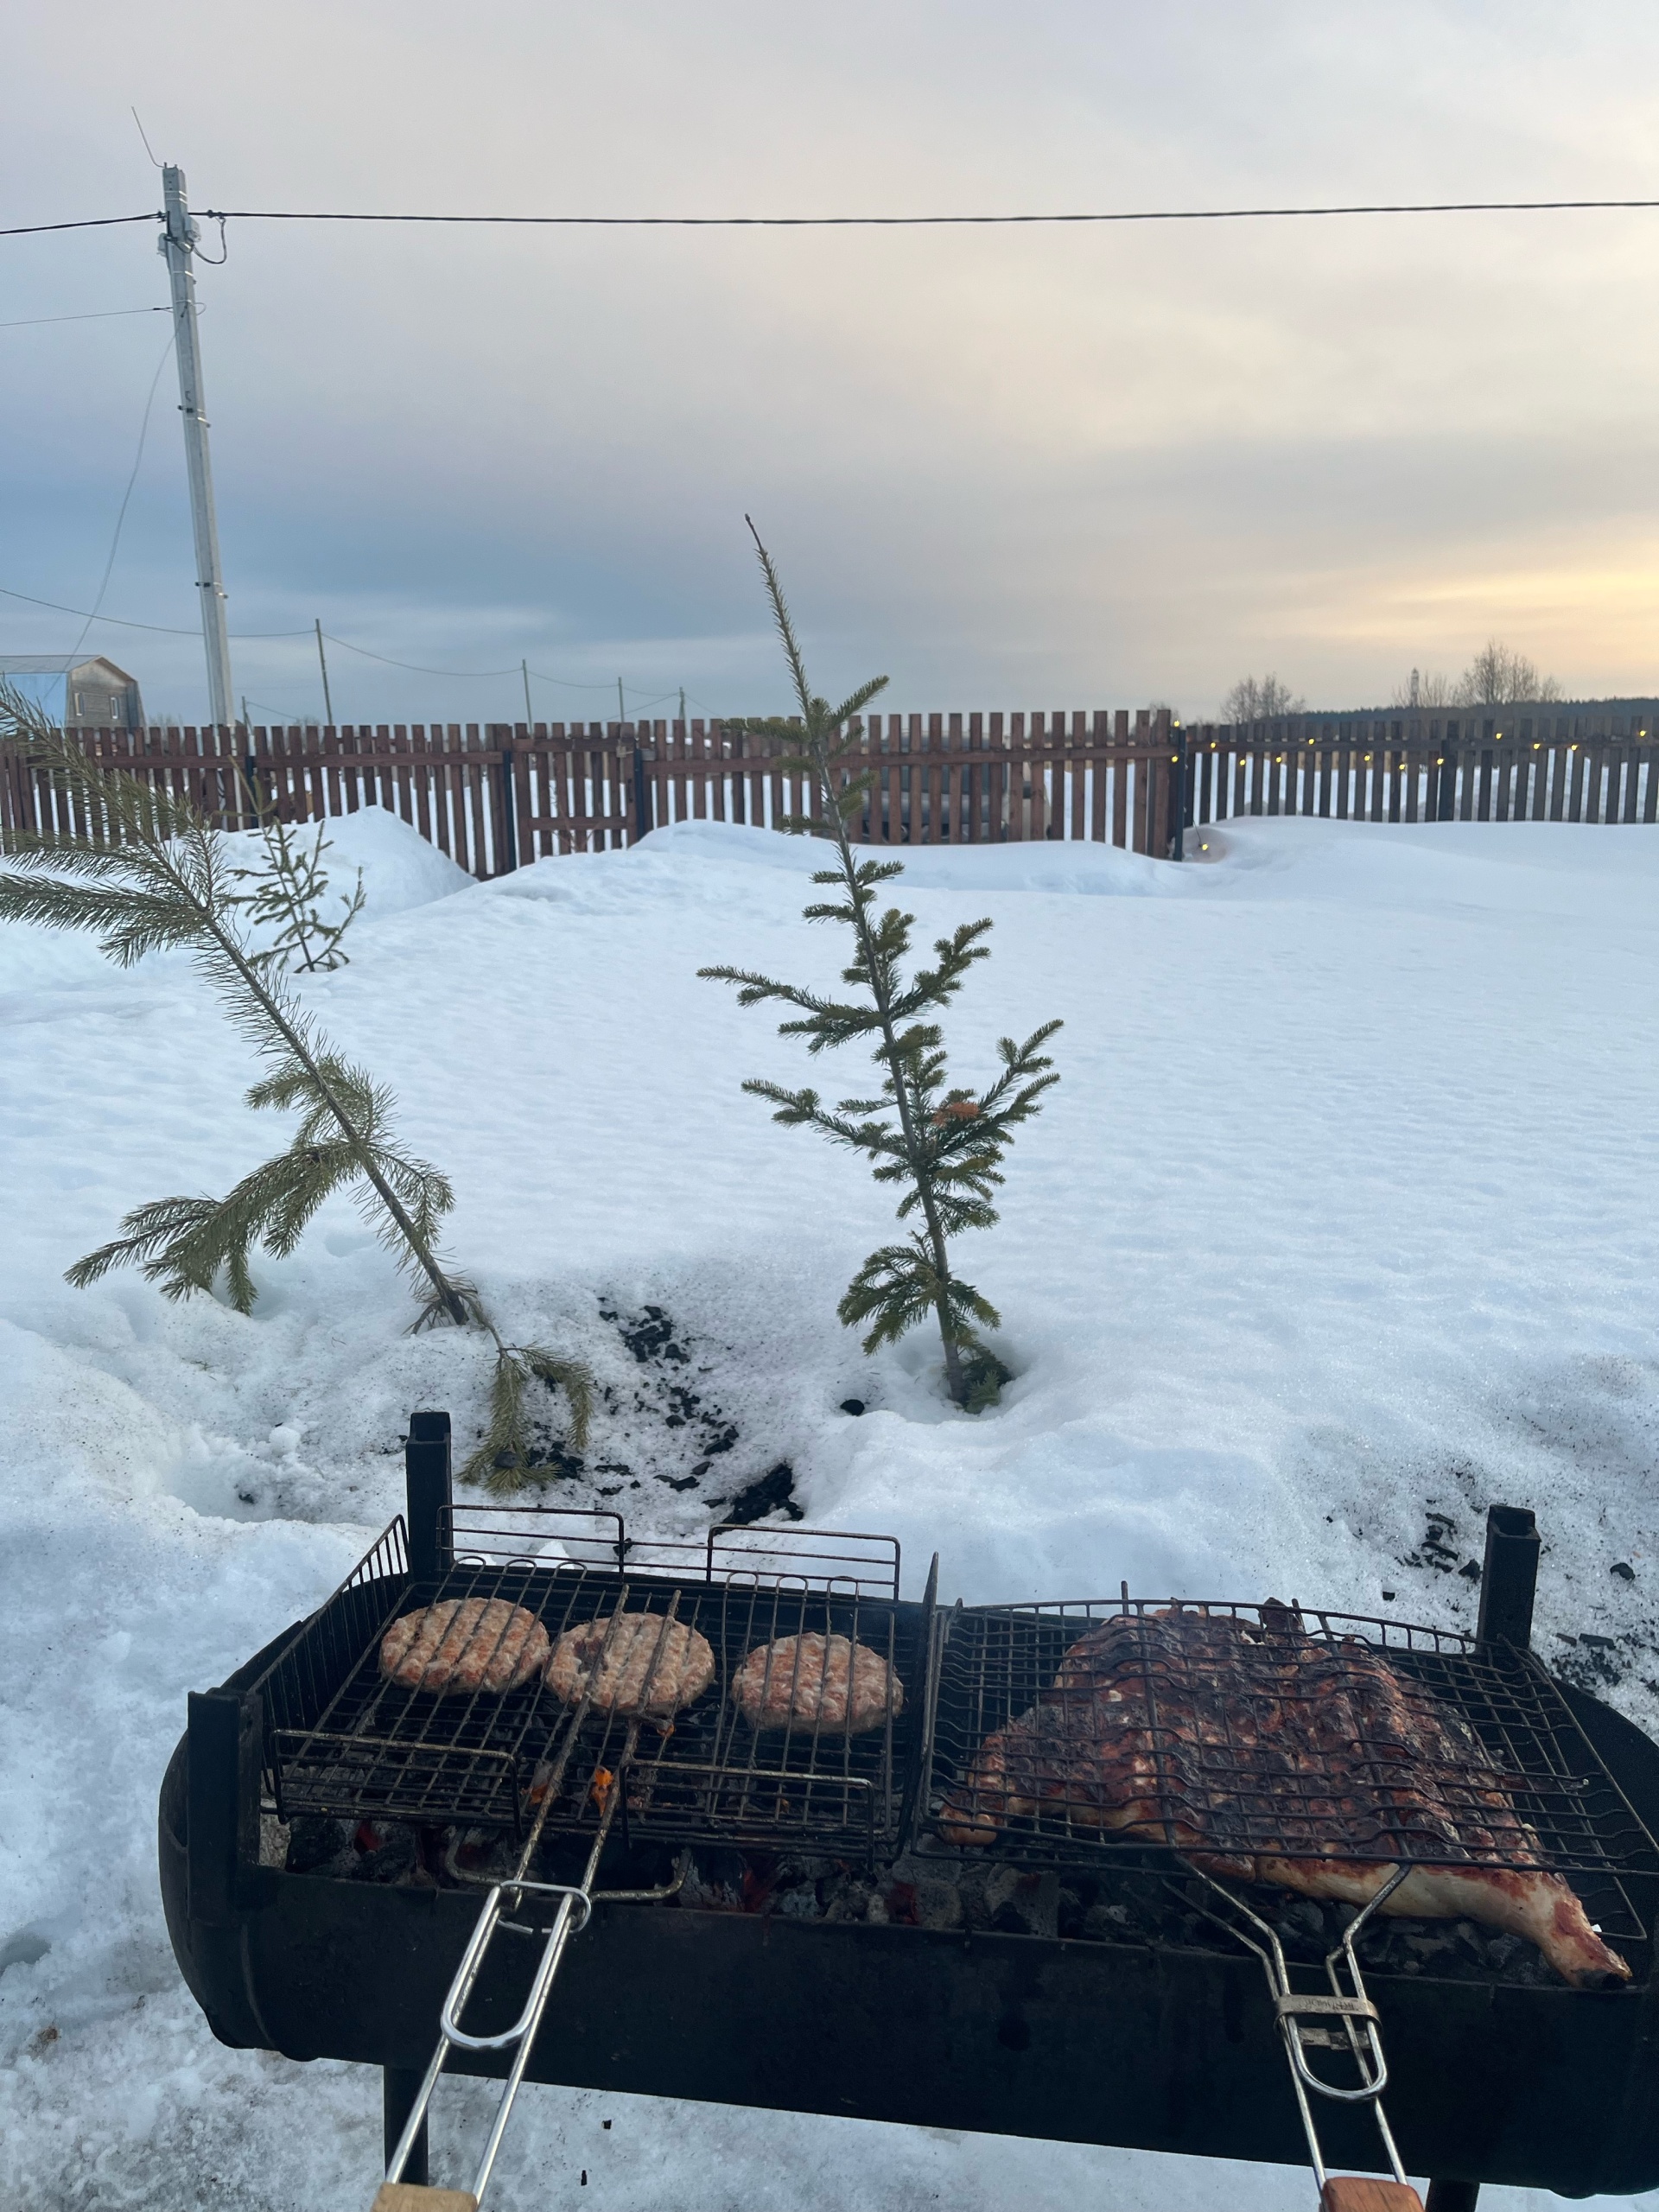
[3,0,1658,721]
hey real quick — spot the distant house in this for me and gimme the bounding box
[0,654,145,729]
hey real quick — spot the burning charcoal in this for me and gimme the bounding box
[1269,1897,1329,1952]
[285,1816,351,1877]
[982,1866,1059,1941]
[1081,1900,1135,1943]
[878,1874,963,1930]
[348,1821,419,1885]
[677,1848,747,1913]
[823,1878,877,1923]
[875,1852,966,1932]
[1454,1919,1490,1962]
[456,1827,518,1881]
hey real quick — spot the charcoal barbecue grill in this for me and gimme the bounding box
[162,1415,1659,2211]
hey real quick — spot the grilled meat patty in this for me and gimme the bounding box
[731,1633,903,1735]
[378,1598,550,1695]
[545,1611,715,1720]
[939,1607,1630,1987]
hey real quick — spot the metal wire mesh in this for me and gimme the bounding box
[254,1507,919,1849]
[923,1596,1659,1882]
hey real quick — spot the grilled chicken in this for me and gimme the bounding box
[939,1607,1630,1986]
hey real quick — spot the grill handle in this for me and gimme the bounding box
[1476,1504,1540,1650]
[406,1410,454,1586]
[186,1688,262,1925]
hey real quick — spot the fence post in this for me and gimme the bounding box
[498,739,519,873]
[632,742,652,842]
[1436,723,1459,821]
[1172,724,1188,860]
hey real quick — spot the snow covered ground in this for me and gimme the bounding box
[4,803,1659,2209]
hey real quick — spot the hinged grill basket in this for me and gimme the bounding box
[253,1502,926,1853]
[922,1593,1659,1936]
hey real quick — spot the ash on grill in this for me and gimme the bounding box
[272,1818,1587,1991]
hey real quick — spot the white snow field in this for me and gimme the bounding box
[4,803,1659,2210]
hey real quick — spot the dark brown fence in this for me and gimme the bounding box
[2,710,1183,878]
[5,704,1655,880]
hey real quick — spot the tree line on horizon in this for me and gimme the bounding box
[1218,640,1573,728]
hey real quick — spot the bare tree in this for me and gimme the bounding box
[1222,674,1304,723]
[1452,640,1563,708]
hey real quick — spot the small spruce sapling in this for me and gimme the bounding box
[230,772,365,975]
[700,525,1060,1409]
[0,682,586,1488]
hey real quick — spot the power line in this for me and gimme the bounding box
[198,196,1659,226]
[529,665,648,694]
[321,633,524,678]
[1,213,160,238]
[0,585,677,694]
[0,583,308,638]
[0,304,170,330]
[11,195,1659,242]
[68,331,177,663]
[323,632,646,691]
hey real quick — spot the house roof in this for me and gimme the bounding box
[0,654,137,683]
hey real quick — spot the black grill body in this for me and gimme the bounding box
[158,1435,1659,2197]
[160,1667,1659,2197]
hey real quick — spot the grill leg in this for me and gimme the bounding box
[1424,2184,1478,2212]
[383,2066,429,2187]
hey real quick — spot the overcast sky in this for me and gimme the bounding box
[5,2,1658,726]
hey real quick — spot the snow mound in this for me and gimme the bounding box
[226,802,473,923]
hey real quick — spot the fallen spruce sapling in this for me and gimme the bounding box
[700,526,1060,1410]
[0,683,587,1488]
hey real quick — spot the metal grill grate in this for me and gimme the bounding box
[255,1508,921,1850]
[923,1596,1659,1885]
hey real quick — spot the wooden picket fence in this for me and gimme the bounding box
[1,710,1182,877]
[1185,707,1659,830]
[4,704,1655,880]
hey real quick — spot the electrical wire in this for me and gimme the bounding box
[11,194,1659,241]
[1,214,161,238]
[67,332,176,664]
[0,304,170,331]
[321,634,525,678]
[0,584,308,638]
[197,195,1659,226]
[0,585,679,695]
[324,634,664,695]
[526,664,648,693]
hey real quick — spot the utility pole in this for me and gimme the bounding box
[159,165,234,731]
[315,620,335,728]
[617,677,626,728]
[522,658,534,728]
